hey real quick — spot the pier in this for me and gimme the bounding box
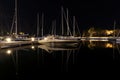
[0,36,118,49]
[0,39,38,49]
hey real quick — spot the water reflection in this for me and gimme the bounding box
[0,41,120,79]
[82,41,114,49]
[38,44,80,53]
[6,49,12,55]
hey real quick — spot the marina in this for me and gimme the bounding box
[0,36,119,48]
[0,0,118,49]
[0,0,120,79]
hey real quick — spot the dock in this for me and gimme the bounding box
[0,36,118,49]
[0,40,38,49]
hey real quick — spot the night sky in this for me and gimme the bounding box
[0,0,120,35]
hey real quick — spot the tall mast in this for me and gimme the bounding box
[113,20,116,37]
[66,8,71,36]
[66,8,69,35]
[73,16,75,36]
[15,0,18,35]
[51,20,54,35]
[61,7,64,35]
[37,13,39,37]
[41,13,44,37]
[51,20,56,35]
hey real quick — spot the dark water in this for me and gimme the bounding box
[0,41,120,79]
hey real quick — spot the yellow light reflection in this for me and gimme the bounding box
[6,50,12,55]
[105,43,113,48]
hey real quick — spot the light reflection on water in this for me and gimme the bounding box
[0,41,120,79]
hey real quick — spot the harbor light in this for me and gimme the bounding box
[5,37,12,42]
[31,46,35,49]
[106,30,114,35]
[44,37,47,40]
[31,37,35,41]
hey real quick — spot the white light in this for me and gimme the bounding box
[6,50,12,54]
[44,37,47,40]
[6,38,12,42]
[31,37,35,41]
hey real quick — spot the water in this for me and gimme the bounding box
[0,41,120,79]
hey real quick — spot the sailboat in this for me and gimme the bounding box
[38,35,80,47]
[11,0,36,42]
[0,0,36,49]
[38,7,80,47]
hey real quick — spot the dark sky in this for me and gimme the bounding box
[0,0,120,35]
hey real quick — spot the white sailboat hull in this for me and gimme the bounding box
[38,35,80,47]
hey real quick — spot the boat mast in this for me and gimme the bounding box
[66,8,72,36]
[61,7,64,35]
[37,13,39,37]
[51,21,54,35]
[41,13,44,37]
[62,8,72,36]
[51,20,56,35]
[73,16,75,36]
[66,8,69,35]
[15,0,18,35]
[113,20,116,38]
[10,15,15,35]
